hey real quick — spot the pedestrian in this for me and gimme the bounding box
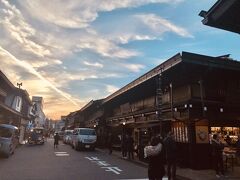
[225,135,232,146]
[164,131,177,180]
[211,133,225,178]
[121,133,127,158]
[54,132,60,149]
[108,132,113,154]
[126,134,134,160]
[144,135,165,180]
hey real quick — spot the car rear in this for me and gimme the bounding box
[77,128,97,150]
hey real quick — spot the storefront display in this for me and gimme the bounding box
[211,127,240,145]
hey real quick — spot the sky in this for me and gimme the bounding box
[0,0,239,120]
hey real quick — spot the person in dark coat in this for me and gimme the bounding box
[121,134,127,158]
[225,135,232,146]
[145,135,165,180]
[211,133,225,178]
[108,132,113,154]
[54,132,60,149]
[126,134,134,160]
[164,132,177,180]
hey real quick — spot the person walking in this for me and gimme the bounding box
[126,134,134,160]
[108,132,113,155]
[164,131,177,180]
[211,133,225,178]
[54,132,60,149]
[144,135,165,180]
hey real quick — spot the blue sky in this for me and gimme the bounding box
[0,0,239,119]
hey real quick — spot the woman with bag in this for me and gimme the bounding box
[144,135,165,180]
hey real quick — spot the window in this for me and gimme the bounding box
[79,129,96,135]
[0,127,12,138]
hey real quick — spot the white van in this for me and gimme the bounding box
[72,128,97,151]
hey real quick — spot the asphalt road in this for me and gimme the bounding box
[0,139,148,180]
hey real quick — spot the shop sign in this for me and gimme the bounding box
[195,126,209,144]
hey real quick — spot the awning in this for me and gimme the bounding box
[134,122,161,129]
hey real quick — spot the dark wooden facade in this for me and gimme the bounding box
[0,71,23,126]
[102,52,240,169]
[65,52,240,169]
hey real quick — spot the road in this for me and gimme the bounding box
[0,138,148,180]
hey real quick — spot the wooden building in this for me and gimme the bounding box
[0,71,32,144]
[0,71,23,125]
[102,51,240,169]
[64,51,240,169]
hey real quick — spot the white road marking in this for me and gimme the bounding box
[55,154,69,156]
[55,152,69,156]
[101,167,122,175]
[85,156,122,175]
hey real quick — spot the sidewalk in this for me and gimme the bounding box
[96,148,240,180]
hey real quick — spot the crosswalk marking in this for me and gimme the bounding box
[55,152,69,156]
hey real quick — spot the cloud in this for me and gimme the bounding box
[116,35,157,44]
[76,35,140,58]
[106,85,119,94]
[0,0,189,120]
[121,63,145,72]
[100,13,191,45]
[135,14,193,38]
[0,0,51,57]
[19,0,184,28]
[0,46,79,107]
[83,61,103,68]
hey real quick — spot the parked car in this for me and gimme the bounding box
[27,127,45,145]
[72,128,97,151]
[0,124,19,158]
[63,130,73,144]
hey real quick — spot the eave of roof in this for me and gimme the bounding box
[182,51,240,71]
[200,0,240,34]
[103,53,182,104]
[78,99,104,113]
[103,51,240,104]
[0,70,15,89]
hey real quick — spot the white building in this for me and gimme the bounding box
[32,96,46,128]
